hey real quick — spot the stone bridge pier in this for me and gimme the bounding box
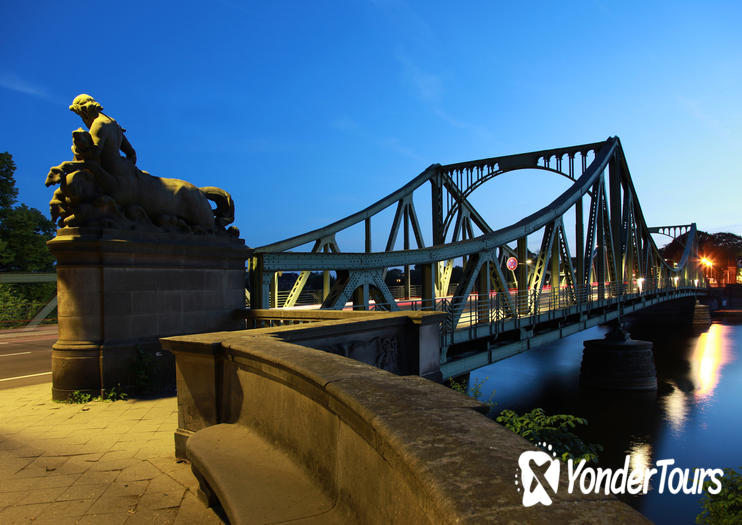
[49,227,250,401]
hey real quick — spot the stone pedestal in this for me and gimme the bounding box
[580,324,657,390]
[48,227,251,401]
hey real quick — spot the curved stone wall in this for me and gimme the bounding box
[163,316,648,524]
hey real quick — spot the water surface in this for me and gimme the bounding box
[468,321,742,524]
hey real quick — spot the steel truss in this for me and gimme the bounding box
[251,137,704,364]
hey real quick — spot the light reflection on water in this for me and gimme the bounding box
[628,441,653,488]
[662,380,688,434]
[691,324,732,401]
[469,321,742,525]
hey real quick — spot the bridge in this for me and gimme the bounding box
[249,137,705,377]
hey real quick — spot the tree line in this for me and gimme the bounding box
[0,152,56,327]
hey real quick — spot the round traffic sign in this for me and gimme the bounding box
[506,256,518,271]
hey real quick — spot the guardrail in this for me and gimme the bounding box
[0,273,58,328]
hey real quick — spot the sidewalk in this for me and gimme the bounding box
[0,382,224,524]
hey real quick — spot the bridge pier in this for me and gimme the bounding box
[625,296,712,336]
[580,322,657,390]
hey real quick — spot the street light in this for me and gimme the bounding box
[701,257,714,284]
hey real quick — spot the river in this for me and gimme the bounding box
[467,318,742,524]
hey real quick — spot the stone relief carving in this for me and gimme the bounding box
[46,94,238,235]
[328,336,400,373]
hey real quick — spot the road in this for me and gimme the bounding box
[0,325,56,390]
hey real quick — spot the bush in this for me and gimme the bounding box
[697,467,742,524]
[0,283,56,328]
[496,408,602,463]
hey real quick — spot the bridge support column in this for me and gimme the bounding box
[476,262,490,324]
[580,322,657,390]
[517,237,528,315]
[421,263,436,310]
[48,227,250,401]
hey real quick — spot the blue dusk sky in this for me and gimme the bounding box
[1,1,740,251]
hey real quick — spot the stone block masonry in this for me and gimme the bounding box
[48,227,251,401]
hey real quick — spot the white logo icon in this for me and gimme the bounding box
[517,446,561,507]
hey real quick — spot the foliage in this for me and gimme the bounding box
[0,205,56,272]
[0,153,57,328]
[0,152,19,213]
[0,152,56,273]
[496,408,603,464]
[101,385,129,401]
[66,390,92,404]
[59,386,129,404]
[697,467,742,525]
[447,376,495,406]
[0,283,56,328]
[661,230,742,266]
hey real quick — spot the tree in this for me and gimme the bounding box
[661,230,742,267]
[0,152,19,214]
[0,153,56,272]
[0,153,57,327]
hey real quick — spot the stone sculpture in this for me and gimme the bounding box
[46,94,237,235]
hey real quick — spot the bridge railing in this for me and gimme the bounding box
[440,279,702,345]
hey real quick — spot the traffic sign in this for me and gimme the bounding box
[506,257,518,271]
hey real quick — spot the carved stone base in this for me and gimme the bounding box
[48,227,250,400]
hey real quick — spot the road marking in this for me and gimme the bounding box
[0,371,52,382]
[0,352,31,357]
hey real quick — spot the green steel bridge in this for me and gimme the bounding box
[249,137,706,377]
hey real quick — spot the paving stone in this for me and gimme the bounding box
[125,506,179,524]
[87,494,140,515]
[0,502,52,523]
[147,458,200,494]
[118,460,164,482]
[18,486,69,505]
[57,482,108,502]
[138,473,186,510]
[0,382,217,525]
[12,454,70,478]
[0,491,27,508]
[33,498,95,519]
[0,473,80,492]
[174,492,224,525]
[76,511,130,525]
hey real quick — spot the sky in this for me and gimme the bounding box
[1,0,740,252]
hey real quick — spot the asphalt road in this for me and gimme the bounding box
[0,325,56,390]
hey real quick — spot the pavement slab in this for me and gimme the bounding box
[0,382,223,524]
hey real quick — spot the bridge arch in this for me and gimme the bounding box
[250,137,705,369]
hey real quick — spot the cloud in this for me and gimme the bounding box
[395,52,443,103]
[393,52,496,144]
[378,137,424,162]
[329,115,423,161]
[0,71,61,103]
[675,95,732,141]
